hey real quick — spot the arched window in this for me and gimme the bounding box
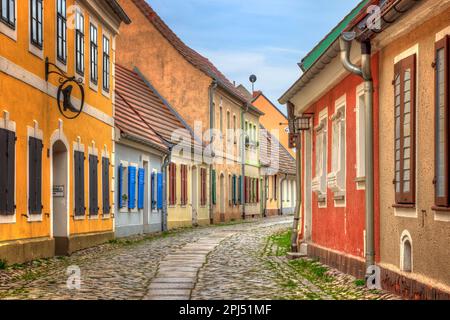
[400,231,413,272]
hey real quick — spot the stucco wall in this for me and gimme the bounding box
[378,9,450,287]
[114,142,164,237]
[0,0,117,246]
[299,53,380,260]
[116,0,212,134]
[253,94,295,158]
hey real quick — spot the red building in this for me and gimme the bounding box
[279,2,380,278]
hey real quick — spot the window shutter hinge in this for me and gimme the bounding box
[432,178,437,185]
[391,79,395,85]
[431,61,436,69]
[392,179,396,185]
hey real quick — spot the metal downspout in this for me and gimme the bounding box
[291,132,302,252]
[340,33,375,273]
[161,149,172,232]
[241,104,249,219]
[209,80,218,224]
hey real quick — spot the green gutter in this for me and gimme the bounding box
[300,0,369,71]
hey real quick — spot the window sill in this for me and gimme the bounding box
[432,206,450,212]
[392,204,416,209]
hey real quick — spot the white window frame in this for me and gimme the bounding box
[28,0,44,59]
[101,29,111,98]
[74,6,85,79]
[312,109,328,207]
[328,95,346,206]
[0,0,17,41]
[356,83,366,190]
[88,17,99,92]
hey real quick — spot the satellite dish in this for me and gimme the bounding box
[249,75,257,83]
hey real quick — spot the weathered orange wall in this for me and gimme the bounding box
[116,0,211,134]
[0,0,115,242]
[253,94,295,158]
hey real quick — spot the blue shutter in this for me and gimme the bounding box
[137,168,145,209]
[128,166,136,209]
[151,172,156,210]
[157,173,163,210]
[118,165,123,208]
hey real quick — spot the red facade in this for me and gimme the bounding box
[299,53,380,262]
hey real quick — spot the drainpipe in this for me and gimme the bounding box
[209,80,218,224]
[241,104,249,219]
[161,149,172,232]
[340,32,375,273]
[290,130,302,252]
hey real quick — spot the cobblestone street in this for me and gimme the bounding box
[0,217,398,300]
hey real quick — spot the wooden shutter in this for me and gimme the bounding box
[169,163,176,205]
[238,175,242,204]
[128,166,136,209]
[157,172,163,209]
[244,176,248,204]
[212,170,216,205]
[74,151,85,216]
[394,54,416,204]
[29,137,43,215]
[435,36,450,206]
[200,168,206,206]
[118,164,123,208]
[180,165,187,206]
[137,168,145,209]
[89,154,98,215]
[0,129,15,215]
[274,176,278,200]
[102,157,110,214]
[257,178,260,203]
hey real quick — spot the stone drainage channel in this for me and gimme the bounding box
[144,231,236,300]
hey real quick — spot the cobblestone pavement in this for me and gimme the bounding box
[0,216,399,300]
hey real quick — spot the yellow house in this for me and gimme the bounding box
[0,0,130,264]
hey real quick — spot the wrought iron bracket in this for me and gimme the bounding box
[45,57,85,120]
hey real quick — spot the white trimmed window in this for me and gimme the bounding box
[328,98,346,202]
[312,111,328,203]
[356,85,366,188]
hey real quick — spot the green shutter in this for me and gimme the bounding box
[212,170,216,205]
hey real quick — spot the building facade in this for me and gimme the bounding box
[115,0,252,224]
[0,0,129,264]
[365,0,450,299]
[279,1,380,279]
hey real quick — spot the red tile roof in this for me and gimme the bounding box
[131,0,249,104]
[115,64,195,151]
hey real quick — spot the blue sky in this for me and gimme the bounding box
[147,0,360,114]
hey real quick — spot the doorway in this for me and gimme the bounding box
[191,166,198,226]
[52,140,69,255]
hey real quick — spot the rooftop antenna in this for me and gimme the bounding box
[249,74,257,94]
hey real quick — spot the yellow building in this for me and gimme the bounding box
[0,0,130,264]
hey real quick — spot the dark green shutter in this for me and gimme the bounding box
[75,151,85,216]
[29,137,43,215]
[0,128,15,215]
[102,157,110,214]
[89,155,98,215]
[28,138,37,213]
[212,170,216,205]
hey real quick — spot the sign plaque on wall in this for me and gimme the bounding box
[53,185,65,198]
